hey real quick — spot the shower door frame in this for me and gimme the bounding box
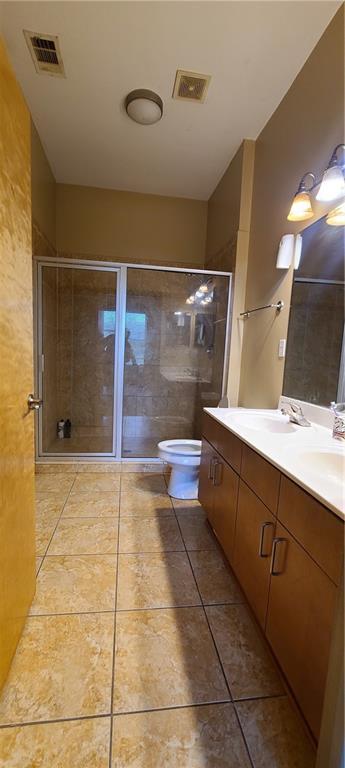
[34,257,232,462]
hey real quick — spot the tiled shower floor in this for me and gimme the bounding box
[0,471,315,767]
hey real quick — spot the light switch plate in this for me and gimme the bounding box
[278,339,286,358]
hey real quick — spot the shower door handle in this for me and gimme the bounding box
[28,394,43,411]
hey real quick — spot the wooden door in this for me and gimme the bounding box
[212,458,239,563]
[0,42,36,689]
[266,522,338,740]
[198,438,216,522]
[233,480,276,628]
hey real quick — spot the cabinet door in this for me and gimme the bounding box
[198,438,216,522]
[233,480,276,628]
[212,458,239,564]
[266,522,337,740]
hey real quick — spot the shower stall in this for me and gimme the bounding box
[35,259,231,460]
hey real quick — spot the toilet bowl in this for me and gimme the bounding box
[158,439,202,499]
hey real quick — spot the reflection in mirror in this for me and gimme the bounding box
[283,215,345,406]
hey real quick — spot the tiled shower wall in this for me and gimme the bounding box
[41,267,59,451]
[42,267,116,453]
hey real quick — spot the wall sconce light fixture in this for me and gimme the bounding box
[326,201,345,227]
[287,144,345,222]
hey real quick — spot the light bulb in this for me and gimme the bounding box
[199,284,208,293]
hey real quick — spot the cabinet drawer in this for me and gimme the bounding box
[241,444,280,513]
[202,412,242,474]
[278,475,344,585]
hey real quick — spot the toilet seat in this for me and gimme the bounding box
[158,439,201,456]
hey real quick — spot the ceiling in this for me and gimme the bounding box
[1,1,339,200]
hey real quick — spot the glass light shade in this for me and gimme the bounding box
[316,166,345,202]
[326,201,345,226]
[126,97,162,125]
[125,90,163,125]
[287,191,313,221]
[276,234,294,268]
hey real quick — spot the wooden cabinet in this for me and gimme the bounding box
[278,475,343,585]
[200,411,344,742]
[233,480,276,628]
[198,437,239,564]
[198,437,217,521]
[266,522,338,740]
[241,444,280,513]
[202,412,242,473]
[211,457,239,563]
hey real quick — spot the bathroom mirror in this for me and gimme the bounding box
[283,215,345,406]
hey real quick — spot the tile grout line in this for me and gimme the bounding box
[171,498,233,705]
[171,494,257,768]
[108,474,122,768]
[1,696,270,731]
[35,474,78,574]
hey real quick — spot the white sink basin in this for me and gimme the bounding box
[230,412,297,434]
[288,447,345,486]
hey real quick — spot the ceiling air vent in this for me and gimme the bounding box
[24,30,65,77]
[173,70,211,103]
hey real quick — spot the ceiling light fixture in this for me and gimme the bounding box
[125,89,163,125]
[287,145,345,222]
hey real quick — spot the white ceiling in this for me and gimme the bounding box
[1,1,339,200]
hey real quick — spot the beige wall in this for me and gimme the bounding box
[31,123,56,250]
[227,140,256,406]
[56,184,207,267]
[204,139,255,405]
[205,143,244,271]
[239,6,344,408]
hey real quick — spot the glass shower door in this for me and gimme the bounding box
[39,264,118,455]
[122,268,230,458]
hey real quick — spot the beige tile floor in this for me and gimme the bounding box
[0,471,316,767]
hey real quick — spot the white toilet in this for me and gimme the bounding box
[158,439,202,499]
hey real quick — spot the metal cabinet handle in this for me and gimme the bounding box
[270,537,287,575]
[213,460,223,486]
[208,457,217,480]
[258,522,274,557]
[28,394,43,411]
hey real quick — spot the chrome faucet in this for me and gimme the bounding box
[331,402,345,441]
[281,402,311,427]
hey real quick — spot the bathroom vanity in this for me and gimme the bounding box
[199,407,344,743]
